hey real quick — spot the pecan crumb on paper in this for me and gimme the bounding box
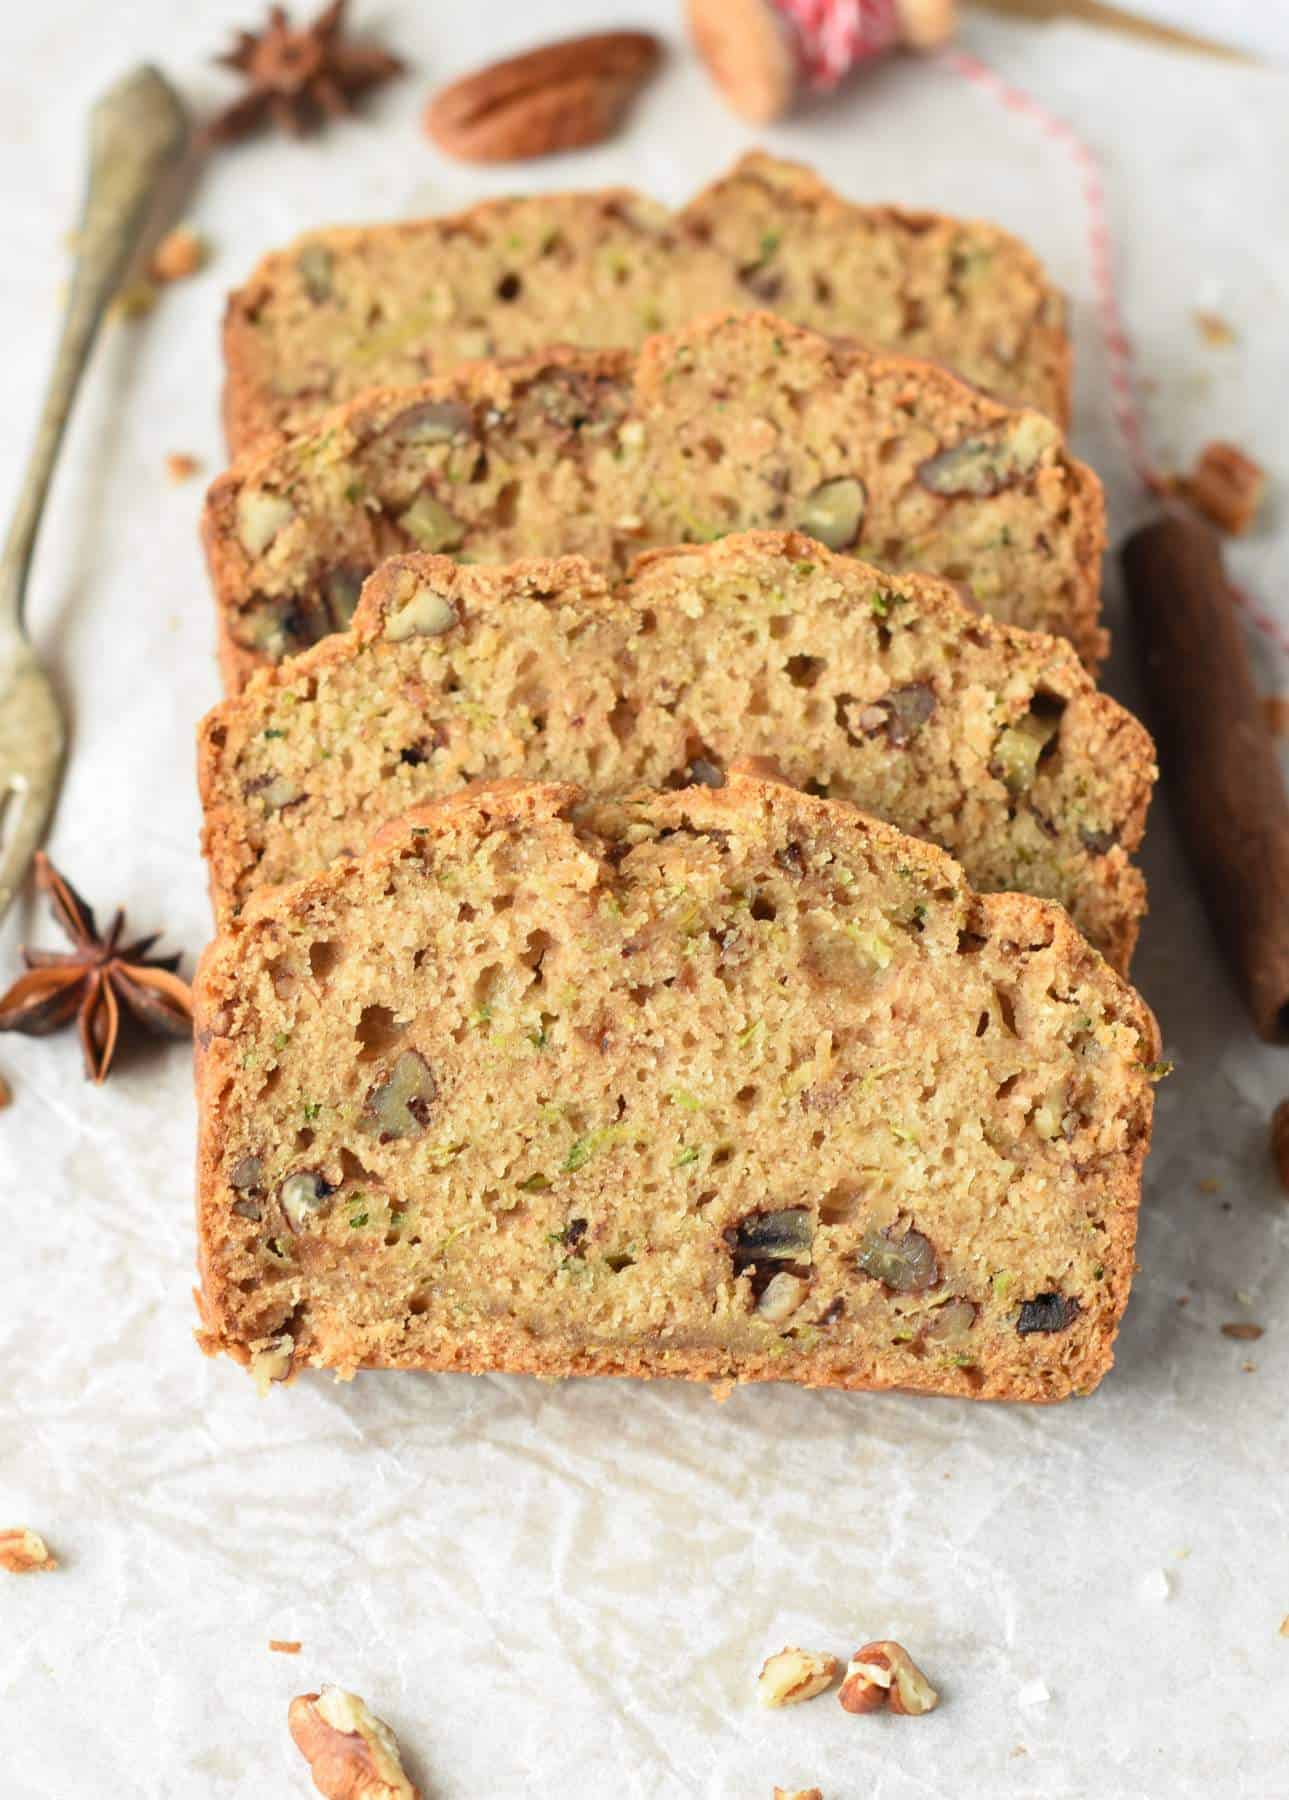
[269,1638,302,1654]
[1193,309,1237,347]
[0,1528,57,1573]
[1173,440,1266,535]
[149,226,208,283]
[166,452,202,483]
[757,1646,838,1707]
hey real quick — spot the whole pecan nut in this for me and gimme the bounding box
[425,31,662,163]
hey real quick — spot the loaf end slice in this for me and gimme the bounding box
[194,775,1159,1400]
[198,531,1152,965]
[221,151,1069,452]
[203,310,1106,690]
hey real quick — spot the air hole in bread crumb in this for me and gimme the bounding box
[308,940,342,982]
[785,653,826,689]
[355,1004,404,1060]
[735,1084,759,1111]
[820,1183,861,1225]
[750,894,777,922]
[523,930,554,977]
[496,272,521,301]
[267,957,298,999]
[995,988,1020,1035]
[607,698,637,743]
[493,481,519,527]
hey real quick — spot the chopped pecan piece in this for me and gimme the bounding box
[857,1224,938,1294]
[918,415,1054,497]
[798,476,865,550]
[1016,1291,1079,1334]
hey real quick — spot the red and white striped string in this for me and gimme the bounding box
[772,0,903,88]
[943,46,1288,657]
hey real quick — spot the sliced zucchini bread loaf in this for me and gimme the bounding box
[194,775,1159,1401]
[204,311,1105,690]
[222,150,1069,452]
[199,534,1153,967]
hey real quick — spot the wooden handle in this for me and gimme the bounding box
[1123,514,1289,1043]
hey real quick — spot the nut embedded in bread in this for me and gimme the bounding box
[202,310,1105,690]
[221,150,1068,452]
[198,532,1153,967]
[194,774,1159,1401]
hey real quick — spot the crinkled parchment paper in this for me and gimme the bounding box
[1,5,1286,1795]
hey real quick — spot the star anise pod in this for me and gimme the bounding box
[0,854,193,1085]
[204,0,404,145]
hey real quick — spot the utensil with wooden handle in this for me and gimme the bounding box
[0,65,188,923]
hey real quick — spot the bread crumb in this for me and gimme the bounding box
[1193,309,1236,347]
[0,1071,10,1109]
[1279,1616,1289,1638]
[269,1639,303,1654]
[165,452,202,484]
[1221,1322,1264,1341]
[1198,1178,1220,1194]
[149,226,208,283]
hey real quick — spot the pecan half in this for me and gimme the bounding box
[425,32,661,163]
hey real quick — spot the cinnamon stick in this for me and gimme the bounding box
[1123,514,1289,1042]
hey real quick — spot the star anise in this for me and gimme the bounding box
[0,854,193,1085]
[204,0,404,145]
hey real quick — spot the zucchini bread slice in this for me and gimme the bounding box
[194,775,1160,1400]
[204,311,1105,691]
[198,533,1154,968]
[222,150,1068,453]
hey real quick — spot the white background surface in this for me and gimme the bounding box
[2,4,1288,1797]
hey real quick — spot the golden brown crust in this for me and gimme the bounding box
[194,774,1157,1402]
[221,151,1069,454]
[198,530,1150,964]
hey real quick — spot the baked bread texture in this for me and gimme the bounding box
[203,311,1105,690]
[193,775,1159,1401]
[199,533,1153,967]
[222,151,1069,453]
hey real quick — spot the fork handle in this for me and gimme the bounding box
[0,65,188,632]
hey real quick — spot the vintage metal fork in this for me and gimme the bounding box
[0,65,188,923]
